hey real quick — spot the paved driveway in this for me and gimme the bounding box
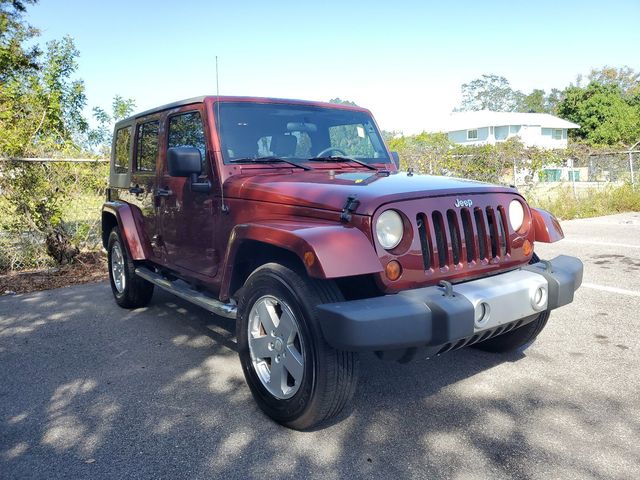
[1,213,639,479]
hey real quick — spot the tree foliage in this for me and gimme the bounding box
[557,80,640,146]
[458,75,525,112]
[0,0,135,267]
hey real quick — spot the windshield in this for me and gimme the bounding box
[215,102,390,165]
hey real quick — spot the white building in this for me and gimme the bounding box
[441,111,580,149]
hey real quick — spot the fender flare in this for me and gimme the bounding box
[101,202,151,260]
[531,207,564,243]
[219,221,383,300]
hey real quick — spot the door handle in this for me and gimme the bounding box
[129,185,144,195]
[155,187,173,197]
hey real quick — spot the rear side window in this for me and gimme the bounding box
[136,120,159,172]
[114,126,132,174]
[168,111,206,169]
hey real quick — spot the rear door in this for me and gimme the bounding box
[159,107,218,277]
[125,117,162,260]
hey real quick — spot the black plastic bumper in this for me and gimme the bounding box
[317,255,583,352]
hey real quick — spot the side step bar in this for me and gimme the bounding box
[135,267,237,319]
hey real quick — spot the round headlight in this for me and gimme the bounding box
[376,210,404,250]
[509,199,525,232]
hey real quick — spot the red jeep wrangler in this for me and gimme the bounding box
[102,96,582,429]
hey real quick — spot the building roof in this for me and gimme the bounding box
[440,110,580,132]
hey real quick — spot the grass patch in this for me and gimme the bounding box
[527,183,640,220]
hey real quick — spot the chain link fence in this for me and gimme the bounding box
[0,149,637,273]
[0,158,108,272]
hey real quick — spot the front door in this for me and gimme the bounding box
[159,108,218,277]
[127,117,162,261]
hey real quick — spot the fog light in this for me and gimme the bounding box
[385,260,402,281]
[474,302,490,328]
[531,286,547,311]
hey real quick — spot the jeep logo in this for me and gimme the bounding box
[454,198,473,208]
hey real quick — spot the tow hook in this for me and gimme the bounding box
[439,280,454,297]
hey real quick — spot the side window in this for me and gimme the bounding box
[114,126,132,174]
[168,111,206,169]
[135,120,159,172]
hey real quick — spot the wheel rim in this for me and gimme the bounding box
[248,295,305,399]
[110,242,126,294]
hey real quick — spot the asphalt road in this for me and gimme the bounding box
[1,213,639,479]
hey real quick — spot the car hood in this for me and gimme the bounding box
[224,169,517,216]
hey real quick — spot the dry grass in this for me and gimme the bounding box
[527,183,640,220]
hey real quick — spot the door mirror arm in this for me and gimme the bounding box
[190,174,212,193]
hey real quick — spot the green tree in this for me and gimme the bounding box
[0,0,40,82]
[589,66,640,97]
[88,94,136,156]
[557,81,640,146]
[329,98,358,106]
[457,74,524,112]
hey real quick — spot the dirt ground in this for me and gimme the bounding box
[0,251,107,295]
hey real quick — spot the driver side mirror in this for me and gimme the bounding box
[167,147,211,193]
[390,151,400,169]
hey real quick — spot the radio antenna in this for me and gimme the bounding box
[216,55,229,213]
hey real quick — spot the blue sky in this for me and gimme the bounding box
[27,0,640,133]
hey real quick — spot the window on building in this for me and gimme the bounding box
[168,111,206,169]
[467,129,478,140]
[552,129,563,140]
[114,126,132,174]
[135,120,159,172]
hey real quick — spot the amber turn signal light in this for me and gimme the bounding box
[303,251,315,267]
[385,260,402,281]
[522,239,532,257]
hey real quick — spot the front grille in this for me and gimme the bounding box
[416,205,511,270]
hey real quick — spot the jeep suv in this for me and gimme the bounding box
[102,96,583,429]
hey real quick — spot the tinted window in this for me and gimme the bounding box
[114,126,131,174]
[168,112,206,169]
[136,120,159,172]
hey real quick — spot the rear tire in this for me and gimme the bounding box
[470,252,549,353]
[107,228,154,309]
[236,262,359,430]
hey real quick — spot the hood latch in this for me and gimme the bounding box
[340,195,360,222]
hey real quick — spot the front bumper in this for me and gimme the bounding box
[317,255,583,353]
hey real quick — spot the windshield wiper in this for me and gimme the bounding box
[229,156,312,171]
[307,156,378,171]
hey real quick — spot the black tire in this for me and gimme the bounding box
[470,252,549,353]
[107,227,154,309]
[236,262,359,430]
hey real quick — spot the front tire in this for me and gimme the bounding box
[107,228,154,309]
[236,263,359,430]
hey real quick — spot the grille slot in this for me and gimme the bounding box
[432,211,447,268]
[460,208,475,263]
[446,210,462,265]
[416,213,432,270]
[486,207,499,259]
[497,206,509,256]
[474,208,488,260]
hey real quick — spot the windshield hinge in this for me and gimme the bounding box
[340,195,360,222]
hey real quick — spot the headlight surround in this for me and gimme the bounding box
[376,210,404,250]
[508,199,525,232]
